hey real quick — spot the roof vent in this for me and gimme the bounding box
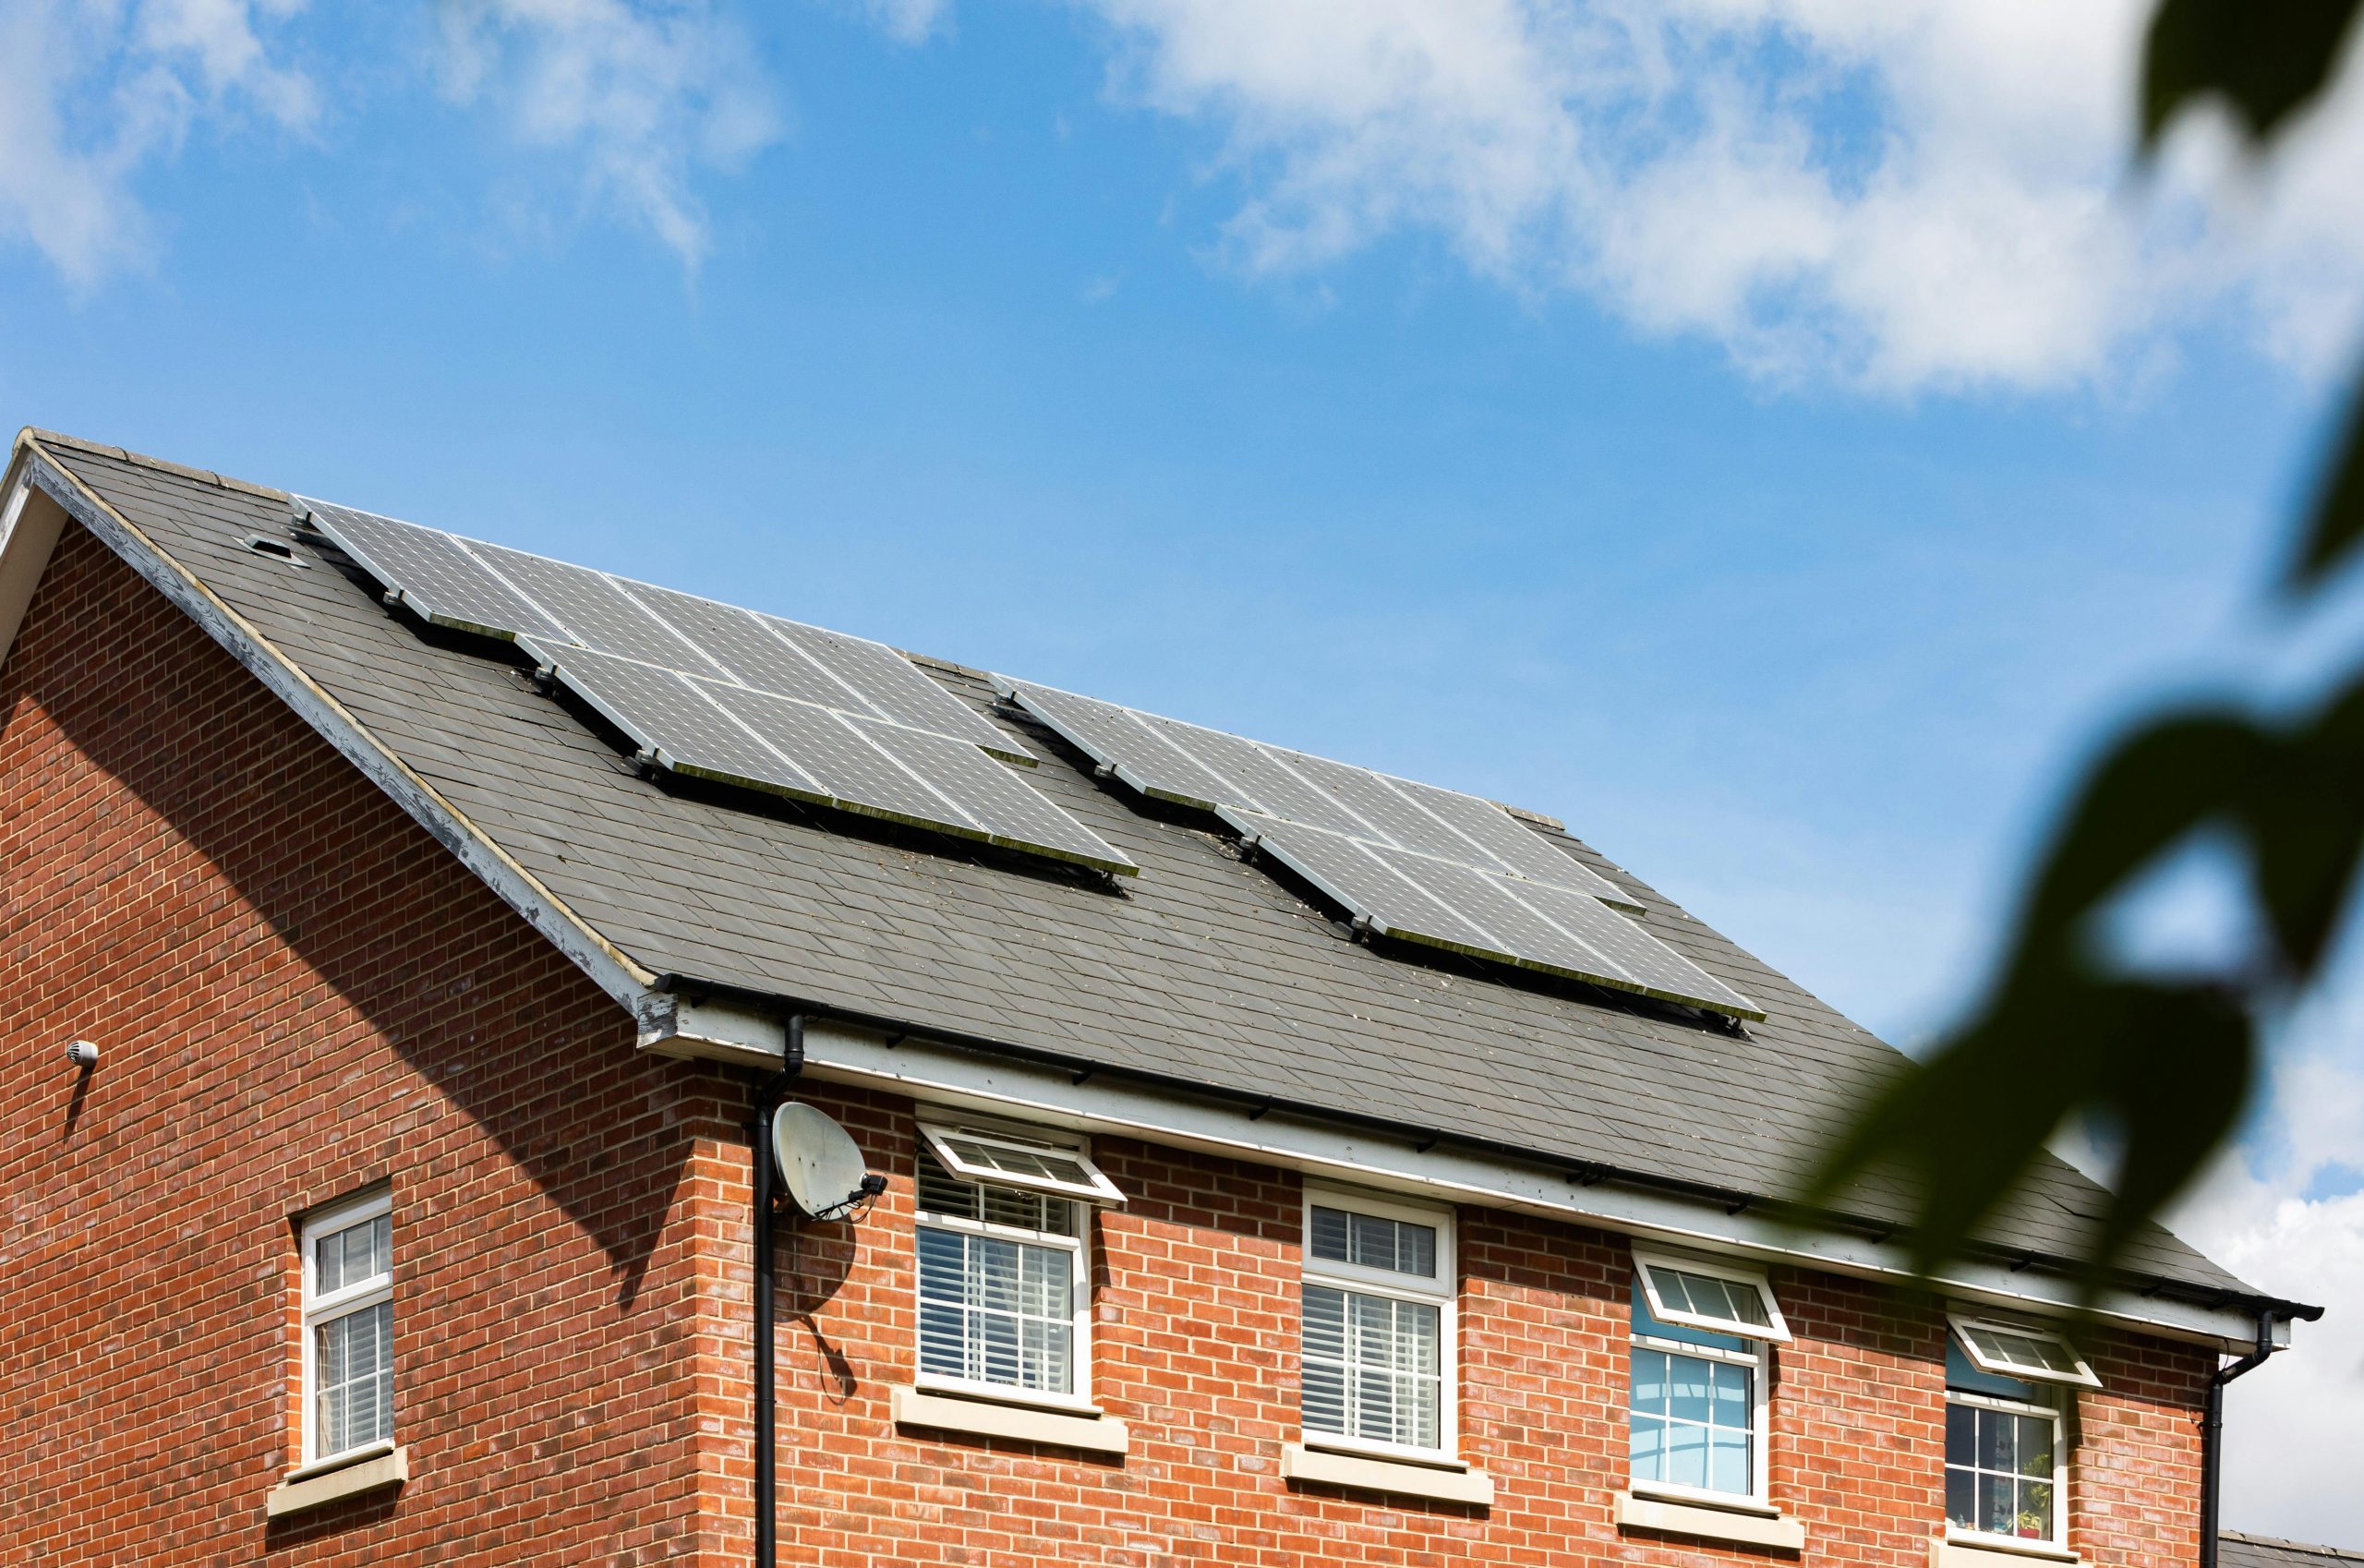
[243,534,309,567]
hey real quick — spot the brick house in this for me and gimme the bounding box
[0,427,2322,1567]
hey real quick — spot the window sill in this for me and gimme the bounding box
[266,1445,407,1519]
[913,1372,1104,1417]
[1615,1490,1804,1552]
[890,1385,1128,1455]
[1281,1442,1494,1506]
[1934,1534,2080,1567]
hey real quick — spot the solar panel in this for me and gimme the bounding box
[996,675,1753,1018]
[993,681,1239,809]
[520,639,826,801]
[997,678,1635,905]
[306,498,1032,759]
[1225,812,1762,1019]
[468,540,720,672]
[304,500,568,643]
[758,615,1035,764]
[527,641,1136,876]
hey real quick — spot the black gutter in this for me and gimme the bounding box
[2200,1309,2278,1568]
[746,1014,805,1568]
[657,974,2323,1331]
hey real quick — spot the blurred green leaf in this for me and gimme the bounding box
[2241,675,2364,974]
[2140,0,2364,149]
[2286,381,2364,593]
[2007,711,2264,963]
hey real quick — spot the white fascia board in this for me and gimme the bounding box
[0,452,70,671]
[17,442,667,1028]
[796,1017,2283,1355]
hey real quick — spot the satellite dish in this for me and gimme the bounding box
[772,1103,874,1220]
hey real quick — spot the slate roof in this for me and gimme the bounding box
[2223,1536,2364,1568]
[13,431,2284,1306]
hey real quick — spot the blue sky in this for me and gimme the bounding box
[5,0,2359,1538]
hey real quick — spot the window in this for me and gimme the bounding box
[1300,1188,1455,1459]
[1627,1251,1779,1503]
[1945,1333,2067,1547]
[914,1125,1114,1406]
[1948,1314,2101,1389]
[300,1192,393,1465]
[917,1123,1127,1206]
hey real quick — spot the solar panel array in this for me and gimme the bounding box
[304,499,1136,876]
[995,678,1760,1019]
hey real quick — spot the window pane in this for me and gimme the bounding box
[919,1303,966,1377]
[1978,1408,2015,1473]
[1665,1420,1708,1489]
[1669,1355,1713,1425]
[1310,1205,1437,1279]
[913,1219,1075,1394]
[1631,1276,1750,1353]
[2019,1478,2055,1539]
[2015,1414,2055,1478]
[1305,1285,1441,1450]
[1709,1427,1750,1495]
[1304,1359,1345,1433]
[315,1300,392,1455]
[1947,1403,1975,1466]
[1309,1206,1351,1263]
[317,1215,388,1296]
[1979,1472,2014,1536]
[1946,1468,1975,1528]
[1631,1348,1668,1413]
[1631,1413,1666,1480]
[916,1149,979,1220]
[1710,1362,1750,1429]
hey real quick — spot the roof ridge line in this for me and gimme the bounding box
[24,428,288,503]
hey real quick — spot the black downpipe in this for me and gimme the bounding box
[2199,1309,2276,1568]
[749,1015,805,1568]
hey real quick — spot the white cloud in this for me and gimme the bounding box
[432,0,782,268]
[1052,0,2364,392]
[0,0,316,289]
[862,0,950,47]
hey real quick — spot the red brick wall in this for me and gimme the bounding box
[735,1084,2213,1567]
[0,523,747,1565]
[1,517,2215,1566]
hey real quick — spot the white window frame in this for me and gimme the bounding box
[1633,1248,1791,1344]
[1945,1381,2069,1550]
[298,1190,393,1466]
[1948,1313,2103,1390]
[912,1122,1101,1414]
[1299,1185,1458,1464]
[916,1121,1128,1207]
[1628,1299,1774,1505]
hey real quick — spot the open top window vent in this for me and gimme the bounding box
[917,1123,1127,1206]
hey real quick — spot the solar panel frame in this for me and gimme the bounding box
[467,540,720,672]
[1221,811,1762,1019]
[764,616,1036,764]
[519,640,830,803]
[527,643,1137,876]
[994,680,1240,809]
[855,718,1139,874]
[624,581,873,714]
[304,499,570,643]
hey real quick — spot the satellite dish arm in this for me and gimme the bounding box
[748,1013,805,1568]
